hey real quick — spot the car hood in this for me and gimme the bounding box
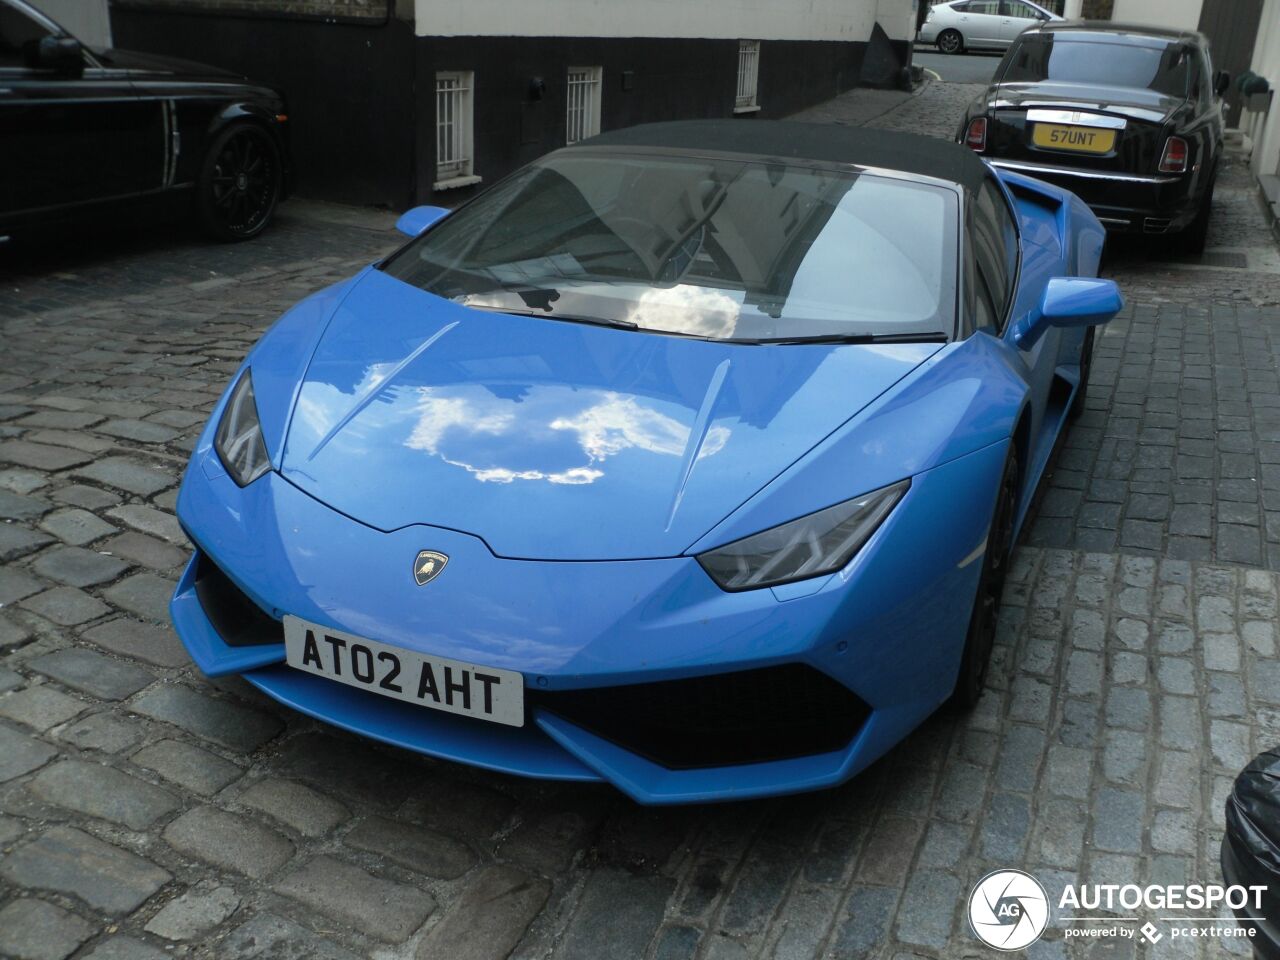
[91,46,243,82]
[993,81,1185,123]
[276,270,941,561]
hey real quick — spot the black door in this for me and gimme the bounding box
[0,0,164,222]
[1197,0,1263,127]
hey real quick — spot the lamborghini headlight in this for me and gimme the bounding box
[697,479,910,591]
[214,370,271,487]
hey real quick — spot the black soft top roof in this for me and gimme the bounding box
[572,120,989,193]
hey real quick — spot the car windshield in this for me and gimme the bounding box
[999,35,1192,97]
[381,151,957,343]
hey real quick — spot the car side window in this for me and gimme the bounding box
[968,1,1000,14]
[1002,1,1039,18]
[971,178,1018,331]
[0,4,53,69]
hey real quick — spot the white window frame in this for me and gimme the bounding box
[565,66,603,144]
[435,70,480,190]
[735,40,761,113]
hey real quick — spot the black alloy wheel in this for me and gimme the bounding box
[1069,326,1095,420]
[198,123,282,242]
[951,451,1019,708]
[938,29,964,54]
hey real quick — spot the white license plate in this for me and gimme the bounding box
[283,615,524,727]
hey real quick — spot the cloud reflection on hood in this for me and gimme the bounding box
[405,387,729,484]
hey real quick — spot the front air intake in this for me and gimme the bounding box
[532,664,870,769]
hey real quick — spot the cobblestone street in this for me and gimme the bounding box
[1,73,1279,960]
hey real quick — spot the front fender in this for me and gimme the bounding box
[687,334,1030,552]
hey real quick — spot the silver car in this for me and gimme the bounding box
[918,0,1062,54]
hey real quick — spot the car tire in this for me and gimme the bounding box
[1177,173,1216,256]
[196,122,283,242]
[951,449,1018,709]
[1069,327,1094,420]
[937,29,964,54]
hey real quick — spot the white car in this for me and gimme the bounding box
[918,0,1062,53]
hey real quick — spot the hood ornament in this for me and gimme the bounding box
[413,550,448,586]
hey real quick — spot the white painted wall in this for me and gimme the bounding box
[1245,0,1280,177]
[1110,0,1203,30]
[414,0,887,41]
[26,0,112,47]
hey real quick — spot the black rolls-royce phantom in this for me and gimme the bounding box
[957,22,1226,253]
[0,0,291,242]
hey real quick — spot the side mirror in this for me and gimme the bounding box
[395,205,450,237]
[1012,277,1123,349]
[33,36,84,76]
[1214,70,1231,97]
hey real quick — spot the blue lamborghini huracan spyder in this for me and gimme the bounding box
[171,121,1122,804]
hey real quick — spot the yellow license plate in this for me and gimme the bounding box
[1032,123,1116,154]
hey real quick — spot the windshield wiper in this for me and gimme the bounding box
[470,305,640,332]
[732,331,949,346]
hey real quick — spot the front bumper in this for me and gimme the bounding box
[172,439,1007,804]
[986,158,1198,234]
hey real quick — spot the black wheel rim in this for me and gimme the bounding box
[940,32,960,52]
[970,465,1017,692]
[210,130,276,236]
[1080,328,1094,391]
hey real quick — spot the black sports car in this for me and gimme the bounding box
[957,22,1226,253]
[0,0,290,242]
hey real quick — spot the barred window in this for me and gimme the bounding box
[566,66,603,145]
[736,40,760,112]
[436,71,475,187]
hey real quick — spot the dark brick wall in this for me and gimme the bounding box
[113,0,388,20]
[111,5,416,207]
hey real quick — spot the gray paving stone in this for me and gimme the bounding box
[345,814,476,879]
[102,573,176,622]
[73,457,174,496]
[57,712,146,754]
[1091,788,1145,853]
[829,885,897,959]
[144,884,240,940]
[0,440,93,471]
[30,759,179,829]
[105,505,187,545]
[38,507,118,546]
[132,738,242,795]
[82,617,189,668]
[81,937,170,960]
[218,914,361,960]
[555,866,675,960]
[51,484,121,511]
[0,612,30,649]
[0,722,57,781]
[0,897,95,960]
[0,685,86,731]
[32,545,130,588]
[416,864,550,960]
[130,684,281,753]
[96,419,180,444]
[0,568,44,606]
[0,825,171,914]
[102,531,187,571]
[0,523,55,561]
[0,492,52,523]
[274,855,434,943]
[893,870,960,949]
[26,647,153,700]
[0,664,22,692]
[163,805,294,879]
[19,586,111,626]
[238,777,349,837]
